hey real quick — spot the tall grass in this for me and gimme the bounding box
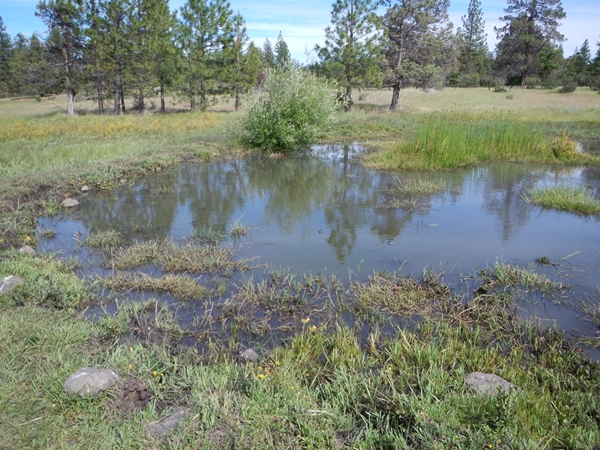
[364,113,598,171]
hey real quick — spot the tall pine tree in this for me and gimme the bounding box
[178,0,237,110]
[36,0,85,116]
[316,0,381,110]
[457,0,489,86]
[380,0,454,110]
[495,0,566,86]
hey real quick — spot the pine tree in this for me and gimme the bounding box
[457,0,490,86]
[36,0,85,116]
[262,38,274,68]
[380,0,454,110]
[177,0,237,110]
[494,0,566,86]
[0,17,12,97]
[223,14,261,110]
[274,31,291,67]
[9,34,50,96]
[316,0,381,110]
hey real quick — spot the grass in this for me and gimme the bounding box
[524,185,600,215]
[381,176,447,196]
[110,239,248,273]
[363,113,600,171]
[85,230,125,251]
[101,273,209,300]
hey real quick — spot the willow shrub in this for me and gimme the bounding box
[242,63,340,151]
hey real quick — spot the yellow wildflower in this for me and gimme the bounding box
[258,374,264,379]
[152,371,157,377]
[311,325,317,331]
[302,317,310,323]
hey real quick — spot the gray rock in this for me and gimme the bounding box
[62,198,79,208]
[240,348,259,361]
[465,371,519,396]
[0,275,24,295]
[81,185,89,193]
[63,368,118,396]
[19,245,37,257]
[146,406,191,436]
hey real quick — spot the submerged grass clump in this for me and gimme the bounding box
[524,185,600,215]
[364,114,600,171]
[111,239,248,273]
[101,273,208,299]
[381,176,446,196]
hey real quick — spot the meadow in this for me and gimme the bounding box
[1,87,600,448]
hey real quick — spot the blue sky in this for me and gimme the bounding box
[1,0,598,62]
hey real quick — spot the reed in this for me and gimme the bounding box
[524,185,600,215]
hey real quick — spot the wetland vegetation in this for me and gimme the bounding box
[2,88,600,448]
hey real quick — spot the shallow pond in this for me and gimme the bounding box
[39,143,600,358]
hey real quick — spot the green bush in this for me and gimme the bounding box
[493,85,507,93]
[558,82,577,93]
[242,63,340,151]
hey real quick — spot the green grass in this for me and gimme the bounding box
[363,113,600,171]
[110,239,248,273]
[2,302,599,448]
[525,185,600,215]
[101,273,209,300]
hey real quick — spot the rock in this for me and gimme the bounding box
[19,245,37,257]
[81,185,89,193]
[146,406,191,437]
[62,198,79,208]
[465,371,519,396]
[240,348,259,361]
[0,275,24,295]
[63,368,118,396]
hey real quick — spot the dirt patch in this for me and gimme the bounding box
[112,377,152,414]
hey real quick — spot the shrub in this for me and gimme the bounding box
[493,85,507,93]
[242,63,340,151]
[558,82,577,93]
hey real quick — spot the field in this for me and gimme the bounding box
[1,87,600,448]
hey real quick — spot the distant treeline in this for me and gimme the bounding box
[0,0,599,114]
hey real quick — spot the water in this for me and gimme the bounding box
[38,144,600,357]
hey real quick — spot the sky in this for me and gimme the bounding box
[1,0,598,63]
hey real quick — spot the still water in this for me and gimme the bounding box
[39,144,600,354]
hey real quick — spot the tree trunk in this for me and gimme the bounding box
[97,82,104,114]
[138,88,144,114]
[121,88,125,113]
[66,88,75,117]
[390,82,400,111]
[235,88,241,111]
[345,84,352,112]
[62,45,75,117]
[160,84,165,112]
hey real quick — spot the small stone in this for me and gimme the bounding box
[64,368,118,396]
[120,179,127,184]
[146,407,191,436]
[19,245,37,257]
[465,371,519,396]
[81,185,89,193]
[62,198,79,208]
[0,275,24,295]
[240,348,259,361]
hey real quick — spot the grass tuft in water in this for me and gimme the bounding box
[381,176,446,196]
[101,273,208,299]
[111,239,248,273]
[477,261,563,292]
[85,230,125,251]
[524,185,600,215]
